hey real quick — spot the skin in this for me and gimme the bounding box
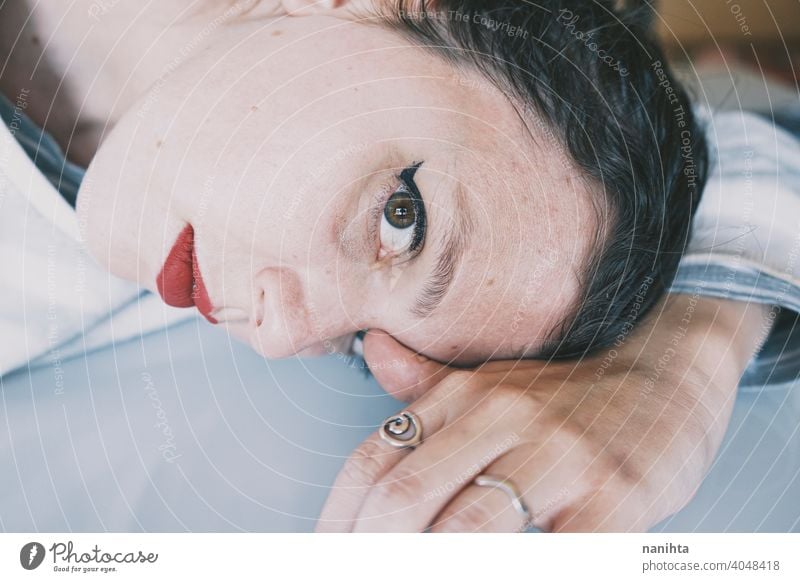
[37,0,596,364]
[1,0,771,531]
[318,295,771,532]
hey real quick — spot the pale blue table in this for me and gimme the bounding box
[2,318,798,532]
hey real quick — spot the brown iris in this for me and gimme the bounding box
[384,191,416,229]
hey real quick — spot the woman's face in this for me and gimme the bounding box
[78,8,597,364]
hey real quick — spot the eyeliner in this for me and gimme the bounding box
[398,161,427,253]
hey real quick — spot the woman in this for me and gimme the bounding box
[5,0,705,364]
[2,0,798,531]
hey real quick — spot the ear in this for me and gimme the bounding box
[280,0,345,16]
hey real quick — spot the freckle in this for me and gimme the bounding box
[32,35,40,45]
[271,30,283,36]
[486,278,495,286]
[450,344,459,350]
[250,105,259,112]
[155,139,163,148]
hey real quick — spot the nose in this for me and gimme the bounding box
[251,266,317,358]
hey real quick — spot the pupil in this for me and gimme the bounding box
[385,192,415,228]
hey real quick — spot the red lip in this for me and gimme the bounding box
[156,224,218,324]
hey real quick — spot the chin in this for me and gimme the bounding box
[221,323,317,359]
[249,342,330,361]
[295,343,335,358]
[225,324,355,360]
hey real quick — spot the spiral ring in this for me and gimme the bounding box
[379,411,423,449]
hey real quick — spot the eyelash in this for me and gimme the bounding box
[368,161,426,261]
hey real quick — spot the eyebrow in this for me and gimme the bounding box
[410,183,473,319]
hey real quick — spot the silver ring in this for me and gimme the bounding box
[474,474,531,521]
[379,411,422,449]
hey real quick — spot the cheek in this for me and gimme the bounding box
[386,291,527,365]
[78,134,173,282]
[386,319,468,364]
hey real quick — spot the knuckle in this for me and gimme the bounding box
[372,468,425,508]
[439,370,478,394]
[481,383,528,416]
[435,502,497,532]
[613,457,648,490]
[586,471,649,527]
[340,439,388,487]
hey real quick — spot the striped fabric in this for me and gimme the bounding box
[0,93,84,207]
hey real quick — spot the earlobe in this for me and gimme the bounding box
[280,0,345,16]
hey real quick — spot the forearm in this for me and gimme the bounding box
[636,293,770,384]
[613,293,772,484]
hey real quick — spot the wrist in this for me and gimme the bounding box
[612,295,769,473]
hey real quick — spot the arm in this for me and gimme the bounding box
[316,293,771,532]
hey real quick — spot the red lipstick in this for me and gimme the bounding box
[156,224,218,324]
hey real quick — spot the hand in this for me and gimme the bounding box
[315,295,768,532]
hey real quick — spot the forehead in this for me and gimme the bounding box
[205,17,509,120]
[415,165,593,363]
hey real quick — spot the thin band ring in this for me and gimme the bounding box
[473,474,531,521]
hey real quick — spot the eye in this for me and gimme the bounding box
[379,163,426,259]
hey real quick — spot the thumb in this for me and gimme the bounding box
[362,330,455,402]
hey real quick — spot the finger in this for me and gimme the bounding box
[315,378,465,532]
[428,482,529,533]
[551,485,646,532]
[363,329,455,402]
[429,441,586,533]
[314,434,410,532]
[351,419,519,533]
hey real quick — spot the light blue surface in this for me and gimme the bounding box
[0,318,402,532]
[1,318,798,532]
[654,380,800,532]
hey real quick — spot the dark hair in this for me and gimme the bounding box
[378,0,708,359]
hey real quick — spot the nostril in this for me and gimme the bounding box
[251,266,316,357]
[255,289,265,327]
[211,307,249,324]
